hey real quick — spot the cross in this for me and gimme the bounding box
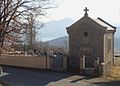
[84,7,89,16]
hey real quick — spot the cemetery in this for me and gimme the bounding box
[0,8,120,77]
[0,5,120,85]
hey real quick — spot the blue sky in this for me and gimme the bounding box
[37,0,120,41]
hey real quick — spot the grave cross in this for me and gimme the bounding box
[84,7,89,16]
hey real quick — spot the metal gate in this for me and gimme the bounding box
[50,55,63,71]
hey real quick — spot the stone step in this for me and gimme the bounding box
[83,68,94,75]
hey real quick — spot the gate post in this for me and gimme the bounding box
[94,57,100,75]
[80,55,85,74]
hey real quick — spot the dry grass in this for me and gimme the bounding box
[107,66,120,80]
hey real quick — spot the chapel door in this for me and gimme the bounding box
[84,53,94,68]
[80,47,94,68]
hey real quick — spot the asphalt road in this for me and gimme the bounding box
[0,66,120,86]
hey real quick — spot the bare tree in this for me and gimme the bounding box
[25,13,44,51]
[0,0,53,55]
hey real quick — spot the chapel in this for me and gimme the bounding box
[66,7,116,75]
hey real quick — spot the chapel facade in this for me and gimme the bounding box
[66,7,116,76]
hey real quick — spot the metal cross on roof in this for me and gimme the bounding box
[84,7,89,16]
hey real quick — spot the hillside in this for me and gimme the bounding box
[45,36,120,54]
[45,36,69,48]
[114,26,120,53]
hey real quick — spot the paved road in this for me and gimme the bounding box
[0,66,120,86]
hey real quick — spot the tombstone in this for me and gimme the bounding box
[66,7,116,76]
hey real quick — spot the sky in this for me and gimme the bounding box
[38,0,120,41]
[44,0,120,25]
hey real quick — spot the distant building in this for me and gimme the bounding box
[66,7,116,76]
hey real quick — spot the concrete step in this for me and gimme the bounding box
[83,68,94,75]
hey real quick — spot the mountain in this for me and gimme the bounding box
[115,37,120,54]
[45,36,69,48]
[114,26,120,53]
[45,35,120,54]
[39,18,74,41]
[115,26,120,38]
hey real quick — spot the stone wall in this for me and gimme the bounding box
[0,55,50,69]
[0,55,68,72]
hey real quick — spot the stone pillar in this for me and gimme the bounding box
[94,57,100,75]
[95,57,100,68]
[80,55,85,74]
[101,62,106,76]
[83,55,85,68]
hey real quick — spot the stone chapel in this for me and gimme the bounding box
[66,7,116,76]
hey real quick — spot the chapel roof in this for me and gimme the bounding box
[67,7,116,31]
[94,17,116,30]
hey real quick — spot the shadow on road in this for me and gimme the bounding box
[70,76,98,83]
[0,66,72,86]
[93,80,120,86]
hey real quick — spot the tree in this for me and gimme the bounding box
[0,0,53,55]
[25,13,44,51]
